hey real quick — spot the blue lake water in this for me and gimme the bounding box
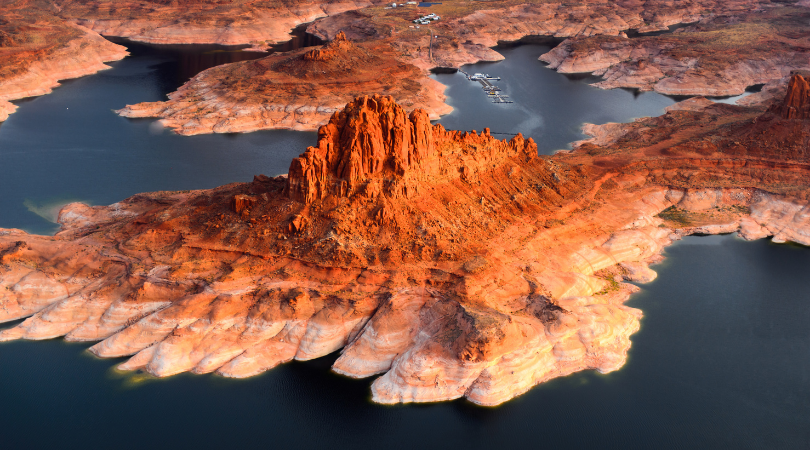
[0,39,808,449]
[432,44,675,153]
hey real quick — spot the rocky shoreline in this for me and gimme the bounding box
[5,0,808,129]
[0,3,128,122]
[117,0,810,135]
[2,74,810,405]
[540,8,810,96]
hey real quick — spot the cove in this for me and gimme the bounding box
[0,235,807,449]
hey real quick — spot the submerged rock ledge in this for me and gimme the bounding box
[2,83,810,405]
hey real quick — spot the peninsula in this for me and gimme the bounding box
[2,74,809,405]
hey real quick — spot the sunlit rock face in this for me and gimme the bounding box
[776,73,810,120]
[3,85,810,405]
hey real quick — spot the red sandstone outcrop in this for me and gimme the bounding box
[285,95,535,202]
[0,1,128,122]
[117,34,450,133]
[775,73,810,119]
[3,85,810,405]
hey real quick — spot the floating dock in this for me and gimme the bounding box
[459,70,513,103]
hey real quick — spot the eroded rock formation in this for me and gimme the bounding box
[776,73,810,119]
[285,95,535,202]
[3,81,810,405]
[539,8,810,96]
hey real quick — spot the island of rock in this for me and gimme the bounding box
[2,78,810,404]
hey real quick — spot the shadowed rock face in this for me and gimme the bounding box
[3,87,810,405]
[302,30,352,61]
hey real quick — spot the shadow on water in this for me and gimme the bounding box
[625,22,696,38]
[105,25,324,91]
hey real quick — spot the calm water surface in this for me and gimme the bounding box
[1,235,807,449]
[0,39,808,449]
[0,40,315,235]
[433,44,676,153]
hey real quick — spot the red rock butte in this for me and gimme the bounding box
[285,94,536,203]
[2,84,810,405]
[776,73,810,120]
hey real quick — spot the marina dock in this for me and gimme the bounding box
[459,70,513,103]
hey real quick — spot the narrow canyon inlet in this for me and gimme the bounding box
[1,0,810,448]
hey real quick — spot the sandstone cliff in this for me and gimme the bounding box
[4,84,810,404]
[775,73,810,119]
[285,95,535,202]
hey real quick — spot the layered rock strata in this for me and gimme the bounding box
[540,8,810,96]
[3,84,810,405]
[53,0,386,45]
[308,0,777,71]
[0,0,128,122]
[117,33,450,133]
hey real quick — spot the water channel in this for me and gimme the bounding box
[0,36,807,449]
